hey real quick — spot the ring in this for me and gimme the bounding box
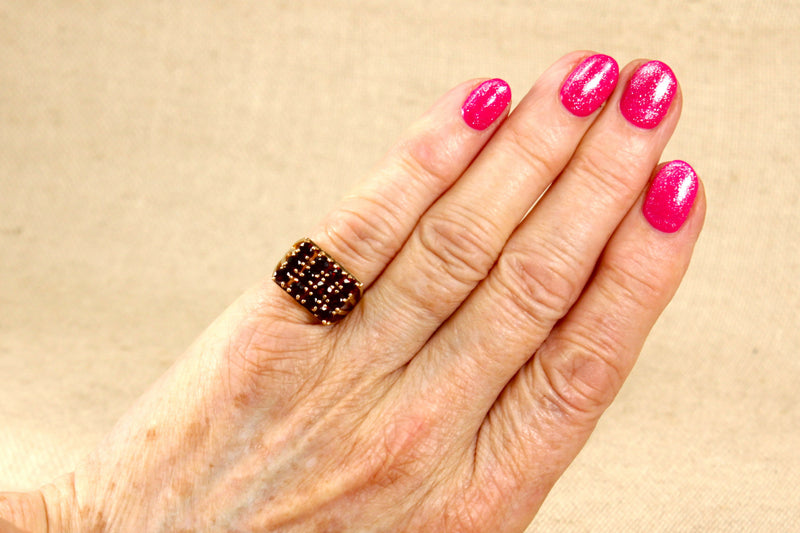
[272,239,363,325]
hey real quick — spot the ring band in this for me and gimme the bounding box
[272,239,363,325]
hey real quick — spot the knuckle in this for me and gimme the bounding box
[395,125,460,190]
[324,196,403,267]
[500,121,565,178]
[536,333,625,419]
[570,147,642,203]
[363,410,436,489]
[493,242,585,328]
[600,249,670,310]
[415,206,499,287]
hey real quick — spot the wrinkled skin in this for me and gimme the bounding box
[1,51,705,532]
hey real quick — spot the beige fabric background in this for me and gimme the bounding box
[1,1,798,531]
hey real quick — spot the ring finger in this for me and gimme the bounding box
[269,76,512,325]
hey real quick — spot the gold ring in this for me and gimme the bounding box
[272,239,363,325]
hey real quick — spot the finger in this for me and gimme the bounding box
[268,77,511,324]
[310,78,511,288]
[265,78,512,324]
[414,59,681,414]
[475,168,706,528]
[356,51,619,345]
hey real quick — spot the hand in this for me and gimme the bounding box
[1,51,705,532]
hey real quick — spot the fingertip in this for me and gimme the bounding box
[460,78,512,131]
[642,160,698,234]
[559,53,620,117]
[615,58,683,131]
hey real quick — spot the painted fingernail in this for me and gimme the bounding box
[559,54,619,117]
[461,78,511,130]
[643,160,698,233]
[620,60,677,129]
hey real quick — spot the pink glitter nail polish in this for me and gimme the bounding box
[643,160,698,233]
[620,60,677,129]
[461,78,511,130]
[559,54,619,117]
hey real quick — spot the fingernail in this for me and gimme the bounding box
[559,54,619,117]
[461,78,511,130]
[620,60,677,129]
[643,160,698,233]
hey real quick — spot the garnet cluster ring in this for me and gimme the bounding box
[272,239,363,325]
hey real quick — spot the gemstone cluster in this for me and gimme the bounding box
[273,239,363,324]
